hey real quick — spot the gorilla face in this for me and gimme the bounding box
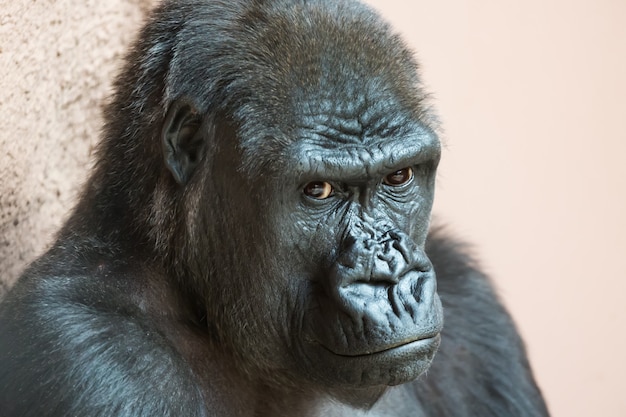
[160,0,444,392]
[277,117,443,387]
[164,103,443,390]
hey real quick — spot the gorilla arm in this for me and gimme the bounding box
[0,254,211,417]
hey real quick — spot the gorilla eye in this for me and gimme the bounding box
[303,181,334,200]
[383,167,414,187]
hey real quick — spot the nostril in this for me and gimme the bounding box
[375,252,400,280]
[335,230,429,286]
[343,234,358,249]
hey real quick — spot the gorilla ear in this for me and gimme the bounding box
[162,99,205,185]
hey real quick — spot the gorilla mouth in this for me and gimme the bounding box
[327,333,441,358]
[308,332,441,387]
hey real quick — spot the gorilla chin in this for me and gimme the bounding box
[306,334,442,387]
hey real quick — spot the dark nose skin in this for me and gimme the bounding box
[332,227,428,288]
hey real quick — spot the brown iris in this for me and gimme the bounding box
[383,167,414,187]
[303,181,334,199]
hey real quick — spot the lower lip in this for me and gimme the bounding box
[329,333,441,359]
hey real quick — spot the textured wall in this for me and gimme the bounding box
[0,0,157,293]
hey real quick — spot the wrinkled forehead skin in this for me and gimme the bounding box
[162,0,437,175]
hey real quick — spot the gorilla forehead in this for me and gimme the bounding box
[233,0,430,127]
[164,0,433,165]
[295,94,422,146]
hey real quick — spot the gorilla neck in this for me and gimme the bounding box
[327,386,389,409]
[195,348,390,416]
[255,384,388,416]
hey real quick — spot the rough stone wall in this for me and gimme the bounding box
[0,0,158,296]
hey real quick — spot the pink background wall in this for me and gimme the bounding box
[1,1,624,416]
[365,1,626,416]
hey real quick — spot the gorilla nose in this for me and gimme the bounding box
[368,237,406,283]
[333,230,423,288]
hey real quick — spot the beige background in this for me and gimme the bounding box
[0,0,158,292]
[1,1,624,416]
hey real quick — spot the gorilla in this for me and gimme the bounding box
[0,0,549,416]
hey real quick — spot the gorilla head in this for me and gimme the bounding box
[101,0,444,389]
